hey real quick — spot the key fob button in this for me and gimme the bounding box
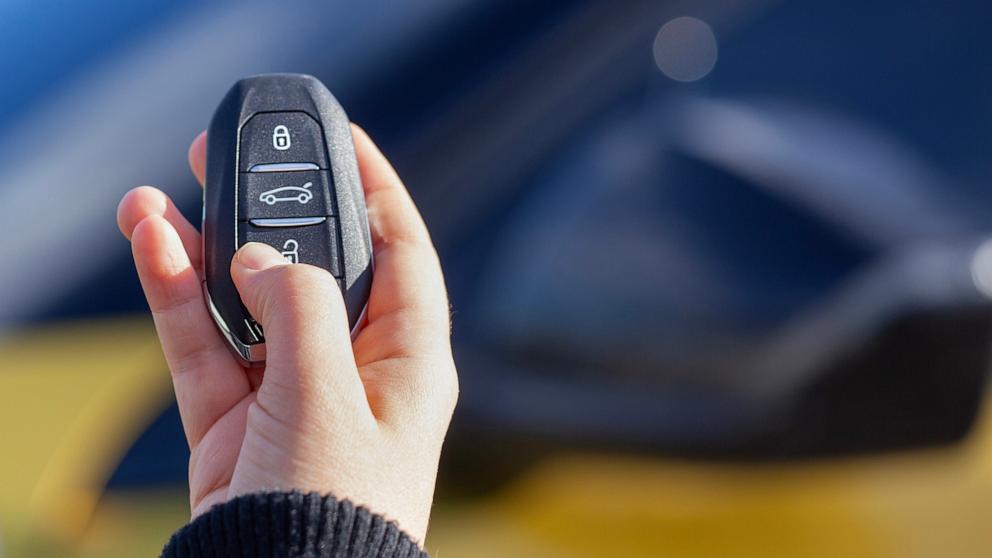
[239,220,342,277]
[240,170,334,220]
[239,112,329,171]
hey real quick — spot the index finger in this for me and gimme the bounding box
[350,124,451,357]
[189,130,207,187]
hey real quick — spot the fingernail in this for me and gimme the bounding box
[236,242,286,270]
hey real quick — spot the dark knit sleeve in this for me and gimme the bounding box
[160,491,427,557]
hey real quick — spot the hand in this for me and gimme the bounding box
[116,125,457,543]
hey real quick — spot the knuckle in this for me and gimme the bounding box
[258,264,337,323]
[283,264,337,300]
[275,263,322,291]
[412,358,459,417]
[439,364,460,413]
[372,225,435,258]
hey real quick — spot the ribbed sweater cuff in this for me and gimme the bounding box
[160,491,427,558]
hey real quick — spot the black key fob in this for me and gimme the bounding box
[203,74,373,364]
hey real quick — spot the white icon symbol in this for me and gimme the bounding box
[258,181,313,205]
[281,239,300,263]
[272,124,291,150]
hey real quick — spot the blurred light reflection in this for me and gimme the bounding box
[653,16,718,82]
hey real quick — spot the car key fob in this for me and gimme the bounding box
[203,74,373,364]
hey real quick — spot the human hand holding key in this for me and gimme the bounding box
[116,107,457,545]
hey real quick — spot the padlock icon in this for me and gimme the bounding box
[272,124,291,151]
[281,239,300,264]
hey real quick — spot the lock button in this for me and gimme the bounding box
[238,219,342,277]
[239,112,329,171]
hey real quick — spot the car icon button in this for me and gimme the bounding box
[239,170,334,220]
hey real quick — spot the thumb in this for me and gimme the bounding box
[230,242,369,414]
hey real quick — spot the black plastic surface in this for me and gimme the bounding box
[204,74,373,358]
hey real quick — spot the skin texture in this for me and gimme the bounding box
[116,126,457,544]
